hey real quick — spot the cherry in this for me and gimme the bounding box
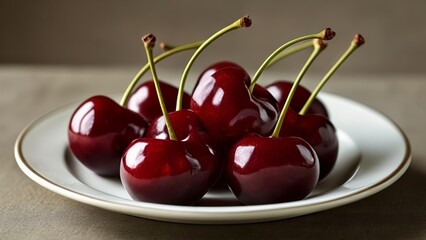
[123,138,213,204]
[278,34,365,180]
[120,41,203,122]
[68,95,147,176]
[191,29,334,148]
[120,29,233,204]
[227,135,319,204]
[176,18,273,148]
[146,109,222,188]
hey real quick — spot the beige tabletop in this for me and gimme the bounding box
[1,66,425,239]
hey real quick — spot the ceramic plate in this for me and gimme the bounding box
[14,93,411,224]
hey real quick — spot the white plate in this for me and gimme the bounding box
[14,93,411,224]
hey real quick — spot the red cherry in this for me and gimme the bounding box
[195,28,335,149]
[227,135,319,205]
[126,81,190,122]
[274,34,365,179]
[68,95,147,176]
[123,109,224,205]
[120,34,221,205]
[121,138,216,204]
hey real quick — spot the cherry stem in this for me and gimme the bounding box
[159,42,174,51]
[249,28,335,92]
[142,34,177,141]
[271,39,328,138]
[119,41,203,106]
[175,16,252,111]
[266,40,315,69]
[299,33,365,115]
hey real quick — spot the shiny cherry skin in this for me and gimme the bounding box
[194,61,278,108]
[191,61,242,94]
[227,135,319,205]
[68,95,147,176]
[266,81,329,117]
[280,108,338,180]
[121,110,221,205]
[148,106,231,187]
[126,80,191,122]
[190,65,278,148]
[145,109,224,178]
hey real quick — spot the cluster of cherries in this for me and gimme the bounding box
[68,16,364,205]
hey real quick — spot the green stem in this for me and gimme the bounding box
[142,34,177,141]
[119,41,203,106]
[159,42,174,51]
[266,41,314,69]
[249,28,335,92]
[299,33,365,115]
[176,16,252,111]
[271,40,326,138]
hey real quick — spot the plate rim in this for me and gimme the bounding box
[14,92,412,223]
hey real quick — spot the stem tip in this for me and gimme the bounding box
[142,34,156,47]
[323,28,336,40]
[353,33,365,46]
[159,42,174,51]
[240,16,252,28]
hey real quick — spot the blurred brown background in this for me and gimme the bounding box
[1,0,426,74]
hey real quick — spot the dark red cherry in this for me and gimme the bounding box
[266,81,328,117]
[227,135,319,205]
[121,111,222,205]
[120,33,221,205]
[126,80,191,122]
[190,65,278,148]
[280,108,338,180]
[121,139,204,204]
[68,95,147,176]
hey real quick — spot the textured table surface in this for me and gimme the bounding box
[1,66,425,239]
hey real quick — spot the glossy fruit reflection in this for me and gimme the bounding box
[68,95,147,176]
[227,135,319,204]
